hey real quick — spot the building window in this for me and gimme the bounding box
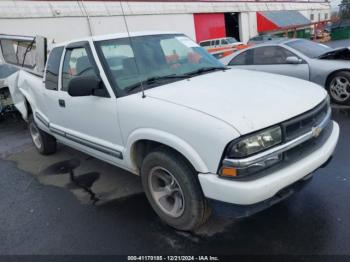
[325,13,328,20]
[310,14,314,21]
[318,13,321,21]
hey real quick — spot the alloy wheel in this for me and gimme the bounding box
[330,76,350,102]
[148,166,185,218]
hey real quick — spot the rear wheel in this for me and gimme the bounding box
[29,115,57,155]
[141,148,210,231]
[327,71,350,105]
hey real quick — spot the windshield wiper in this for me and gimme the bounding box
[125,74,189,94]
[182,66,227,77]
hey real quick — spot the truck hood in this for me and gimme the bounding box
[146,69,327,135]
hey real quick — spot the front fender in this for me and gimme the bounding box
[125,128,210,174]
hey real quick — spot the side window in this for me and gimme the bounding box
[221,39,228,45]
[229,50,253,66]
[252,46,295,65]
[215,40,220,46]
[45,47,64,90]
[200,41,209,47]
[61,47,97,92]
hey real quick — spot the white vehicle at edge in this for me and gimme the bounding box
[6,32,339,231]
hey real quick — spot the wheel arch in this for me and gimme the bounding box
[125,129,209,175]
[325,69,350,87]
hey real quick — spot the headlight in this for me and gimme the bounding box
[220,126,283,178]
[227,126,282,158]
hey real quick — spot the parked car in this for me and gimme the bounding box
[0,64,19,118]
[5,32,339,231]
[221,38,350,105]
[248,34,286,45]
[199,37,249,53]
[0,34,46,119]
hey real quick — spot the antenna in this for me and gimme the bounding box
[78,0,93,36]
[119,1,146,98]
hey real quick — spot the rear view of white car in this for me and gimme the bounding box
[4,32,339,231]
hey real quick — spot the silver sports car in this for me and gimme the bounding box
[221,39,350,105]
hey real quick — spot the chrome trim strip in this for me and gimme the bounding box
[49,126,66,136]
[65,133,123,159]
[35,112,49,128]
[49,126,123,159]
[223,108,332,168]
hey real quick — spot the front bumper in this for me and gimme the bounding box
[198,121,339,205]
[209,172,314,218]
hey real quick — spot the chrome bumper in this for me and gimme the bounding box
[223,107,332,168]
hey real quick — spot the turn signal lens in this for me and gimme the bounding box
[220,167,237,177]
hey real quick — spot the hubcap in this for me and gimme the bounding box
[29,123,42,149]
[330,76,350,102]
[148,167,185,218]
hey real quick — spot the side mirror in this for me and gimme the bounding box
[68,76,108,97]
[286,56,302,64]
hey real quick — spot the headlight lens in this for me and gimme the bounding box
[227,126,282,158]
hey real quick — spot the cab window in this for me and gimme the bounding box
[45,47,64,91]
[200,41,210,47]
[61,47,98,91]
[229,50,253,65]
[221,39,229,45]
[252,46,295,65]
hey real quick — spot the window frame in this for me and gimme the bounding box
[59,41,109,97]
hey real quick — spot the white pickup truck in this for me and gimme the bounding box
[5,32,339,231]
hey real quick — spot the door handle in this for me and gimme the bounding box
[58,99,65,108]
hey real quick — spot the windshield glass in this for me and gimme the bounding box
[285,39,332,58]
[95,34,224,95]
[226,37,238,44]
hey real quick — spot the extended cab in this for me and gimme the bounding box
[6,32,339,231]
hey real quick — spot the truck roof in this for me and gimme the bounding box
[53,31,181,48]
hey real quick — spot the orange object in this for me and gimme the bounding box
[207,44,249,54]
[187,52,202,64]
[220,167,237,177]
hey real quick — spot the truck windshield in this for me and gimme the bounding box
[95,34,224,95]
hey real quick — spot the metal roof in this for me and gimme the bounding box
[260,11,310,28]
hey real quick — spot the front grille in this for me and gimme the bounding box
[241,121,333,182]
[284,120,333,162]
[282,99,329,141]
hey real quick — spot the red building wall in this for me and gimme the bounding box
[193,13,226,42]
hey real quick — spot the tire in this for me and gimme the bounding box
[327,71,350,105]
[141,147,210,231]
[28,115,57,155]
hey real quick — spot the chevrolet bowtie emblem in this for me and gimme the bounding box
[312,126,322,138]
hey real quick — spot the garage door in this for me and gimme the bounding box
[194,13,226,42]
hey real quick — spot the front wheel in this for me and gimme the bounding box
[141,148,210,231]
[29,115,57,155]
[327,71,350,105]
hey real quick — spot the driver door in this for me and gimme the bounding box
[50,42,124,163]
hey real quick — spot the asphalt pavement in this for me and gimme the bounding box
[0,106,349,256]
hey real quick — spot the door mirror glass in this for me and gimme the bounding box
[286,56,302,64]
[68,75,103,97]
